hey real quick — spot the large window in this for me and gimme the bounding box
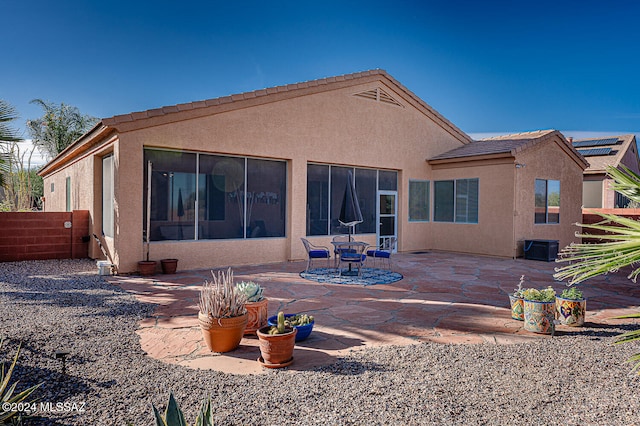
[306,164,396,236]
[143,149,286,241]
[409,180,430,221]
[434,178,478,223]
[535,179,560,224]
[102,155,114,238]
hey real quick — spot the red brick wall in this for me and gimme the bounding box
[0,210,90,262]
[581,208,640,242]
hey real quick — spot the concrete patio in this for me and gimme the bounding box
[109,251,640,375]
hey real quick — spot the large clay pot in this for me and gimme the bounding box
[523,300,556,334]
[256,325,297,368]
[509,295,524,321]
[556,297,586,326]
[244,298,269,335]
[160,258,178,274]
[138,260,157,276]
[198,312,248,353]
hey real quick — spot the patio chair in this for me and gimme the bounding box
[300,238,331,273]
[366,236,397,270]
[338,242,369,277]
[332,235,352,268]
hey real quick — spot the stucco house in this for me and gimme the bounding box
[572,134,640,208]
[38,70,587,273]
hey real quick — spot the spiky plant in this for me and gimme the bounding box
[152,392,214,426]
[554,165,640,373]
[0,338,42,424]
[198,268,247,319]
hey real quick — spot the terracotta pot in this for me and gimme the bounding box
[509,295,524,321]
[244,298,269,335]
[256,325,297,367]
[138,260,157,276]
[523,300,556,334]
[161,258,178,274]
[198,312,248,353]
[556,297,586,326]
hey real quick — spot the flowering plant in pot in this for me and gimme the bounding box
[522,286,556,334]
[198,268,248,353]
[556,287,586,326]
[236,281,268,335]
[508,275,526,321]
[257,311,297,368]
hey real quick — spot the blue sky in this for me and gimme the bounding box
[3,0,640,145]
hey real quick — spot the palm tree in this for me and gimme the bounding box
[554,165,640,373]
[27,99,98,161]
[0,100,22,187]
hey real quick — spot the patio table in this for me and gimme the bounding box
[332,241,369,276]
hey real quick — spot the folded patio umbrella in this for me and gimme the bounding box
[339,171,363,240]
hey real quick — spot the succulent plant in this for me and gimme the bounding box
[0,338,42,425]
[198,268,247,319]
[235,281,264,302]
[284,313,314,327]
[560,286,584,300]
[513,275,525,298]
[522,286,556,302]
[267,311,291,335]
[152,391,213,426]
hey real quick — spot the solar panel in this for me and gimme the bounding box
[577,147,613,156]
[572,138,619,148]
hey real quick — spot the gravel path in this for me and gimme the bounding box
[1,259,640,425]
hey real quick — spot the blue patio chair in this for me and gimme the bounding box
[338,242,369,277]
[331,235,352,268]
[366,236,397,270]
[300,238,331,272]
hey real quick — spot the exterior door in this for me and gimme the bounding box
[377,191,397,251]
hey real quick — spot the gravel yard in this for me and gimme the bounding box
[1,259,640,425]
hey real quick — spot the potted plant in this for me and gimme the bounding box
[236,281,268,335]
[160,258,178,274]
[198,268,248,353]
[556,287,586,326]
[267,313,315,341]
[256,311,297,368]
[508,275,525,321]
[522,286,556,334]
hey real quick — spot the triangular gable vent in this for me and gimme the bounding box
[354,87,403,107]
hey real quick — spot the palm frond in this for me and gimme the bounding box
[554,212,640,284]
[607,165,640,204]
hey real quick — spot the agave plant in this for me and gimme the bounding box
[0,338,42,424]
[152,392,214,426]
[554,165,640,373]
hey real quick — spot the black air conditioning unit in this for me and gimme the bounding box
[524,239,559,262]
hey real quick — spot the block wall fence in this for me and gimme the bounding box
[1,208,640,264]
[0,210,90,262]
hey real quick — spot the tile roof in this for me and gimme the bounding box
[101,69,471,143]
[429,130,556,161]
[571,134,637,174]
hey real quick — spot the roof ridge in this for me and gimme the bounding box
[103,69,389,125]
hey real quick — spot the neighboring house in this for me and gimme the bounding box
[38,70,586,272]
[428,130,588,257]
[571,134,640,208]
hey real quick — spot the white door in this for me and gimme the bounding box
[377,191,397,251]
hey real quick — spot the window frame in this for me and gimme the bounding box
[433,178,479,224]
[534,178,560,224]
[143,148,287,242]
[408,179,430,222]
